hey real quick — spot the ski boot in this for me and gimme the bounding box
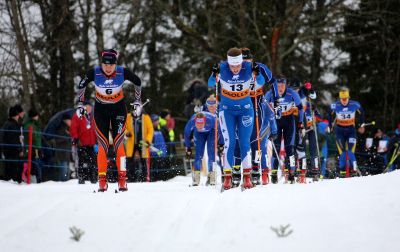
[261,169,269,185]
[298,170,306,183]
[251,167,261,186]
[232,166,241,188]
[223,171,232,190]
[288,170,295,184]
[206,171,216,186]
[271,169,278,184]
[242,168,253,189]
[98,173,108,192]
[118,171,128,191]
[192,171,200,186]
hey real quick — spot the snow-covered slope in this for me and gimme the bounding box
[1,171,399,252]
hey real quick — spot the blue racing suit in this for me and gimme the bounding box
[208,61,265,172]
[329,100,364,174]
[265,87,304,173]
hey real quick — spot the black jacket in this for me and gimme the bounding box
[1,118,23,156]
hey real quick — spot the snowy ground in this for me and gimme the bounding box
[1,171,400,252]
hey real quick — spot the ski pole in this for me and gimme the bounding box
[360,121,375,128]
[383,144,399,173]
[130,98,150,108]
[253,85,262,165]
[270,137,285,181]
[308,98,321,173]
[214,73,220,186]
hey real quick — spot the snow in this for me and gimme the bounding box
[1,171,400,252]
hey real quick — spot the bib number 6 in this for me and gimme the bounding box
[105,89,113,95]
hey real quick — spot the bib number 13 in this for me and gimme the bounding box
[230,84,243,91]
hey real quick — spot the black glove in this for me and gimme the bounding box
[217,144,224,155]
[71,138,79,146]
[252,62,260,75]
[269,133,278,141]
[212,63,220,77]
[186,147,192,159]
[297,122,304,130]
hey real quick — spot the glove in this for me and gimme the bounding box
[186,147,192,159]
[269,133,278,141]
[131,100,142,118]
[308,90,316,100]
[217,144,224,155]
[274,106,282,119]
[297,122,304,130]
[252,62,260,75]
[71,138,78,146]
[212,63,220,77]
[76,102,85,118]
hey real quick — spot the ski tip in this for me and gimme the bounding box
[114,189,118,193]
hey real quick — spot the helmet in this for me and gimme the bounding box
[339,89,350,99]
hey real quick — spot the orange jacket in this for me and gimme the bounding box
[125,113,153,158]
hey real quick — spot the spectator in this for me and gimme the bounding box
[70,101,97,184]
[1,106,24,183]
[386,124,400,172]
[184,80,209,118]
[125,108,153,182]
[23,108,43,183]
[160,109,177,156]
[151,114,168,158]
[54,113,72,181]
[151,114,168,180]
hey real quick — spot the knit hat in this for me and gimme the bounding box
[8,106,18,118]
[28,108,39,118]
[151,114,159,122]
[101,49,118,64]
[14,104,23,113]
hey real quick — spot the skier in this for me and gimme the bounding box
[265,76,304,184]
[184,97,221,186]
[291,80,320,182]
[76,49,142,192]
[208,47,265,190]
[329,88,364,178]
[240,48,277,185]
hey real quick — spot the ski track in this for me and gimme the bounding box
[0,171,400,252]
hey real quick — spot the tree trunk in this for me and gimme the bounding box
[7,0,31,108]
[95,0,104,62]
[311,0,325,84]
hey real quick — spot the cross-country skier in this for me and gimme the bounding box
[240,48,278,185]
[329,88,364,177]
[208,47,265,190]
[184,96,221,186]
[265,76,304,184]
[291,80,321,182]
[76,49,142,192]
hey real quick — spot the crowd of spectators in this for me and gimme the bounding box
[0,103,180,184]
